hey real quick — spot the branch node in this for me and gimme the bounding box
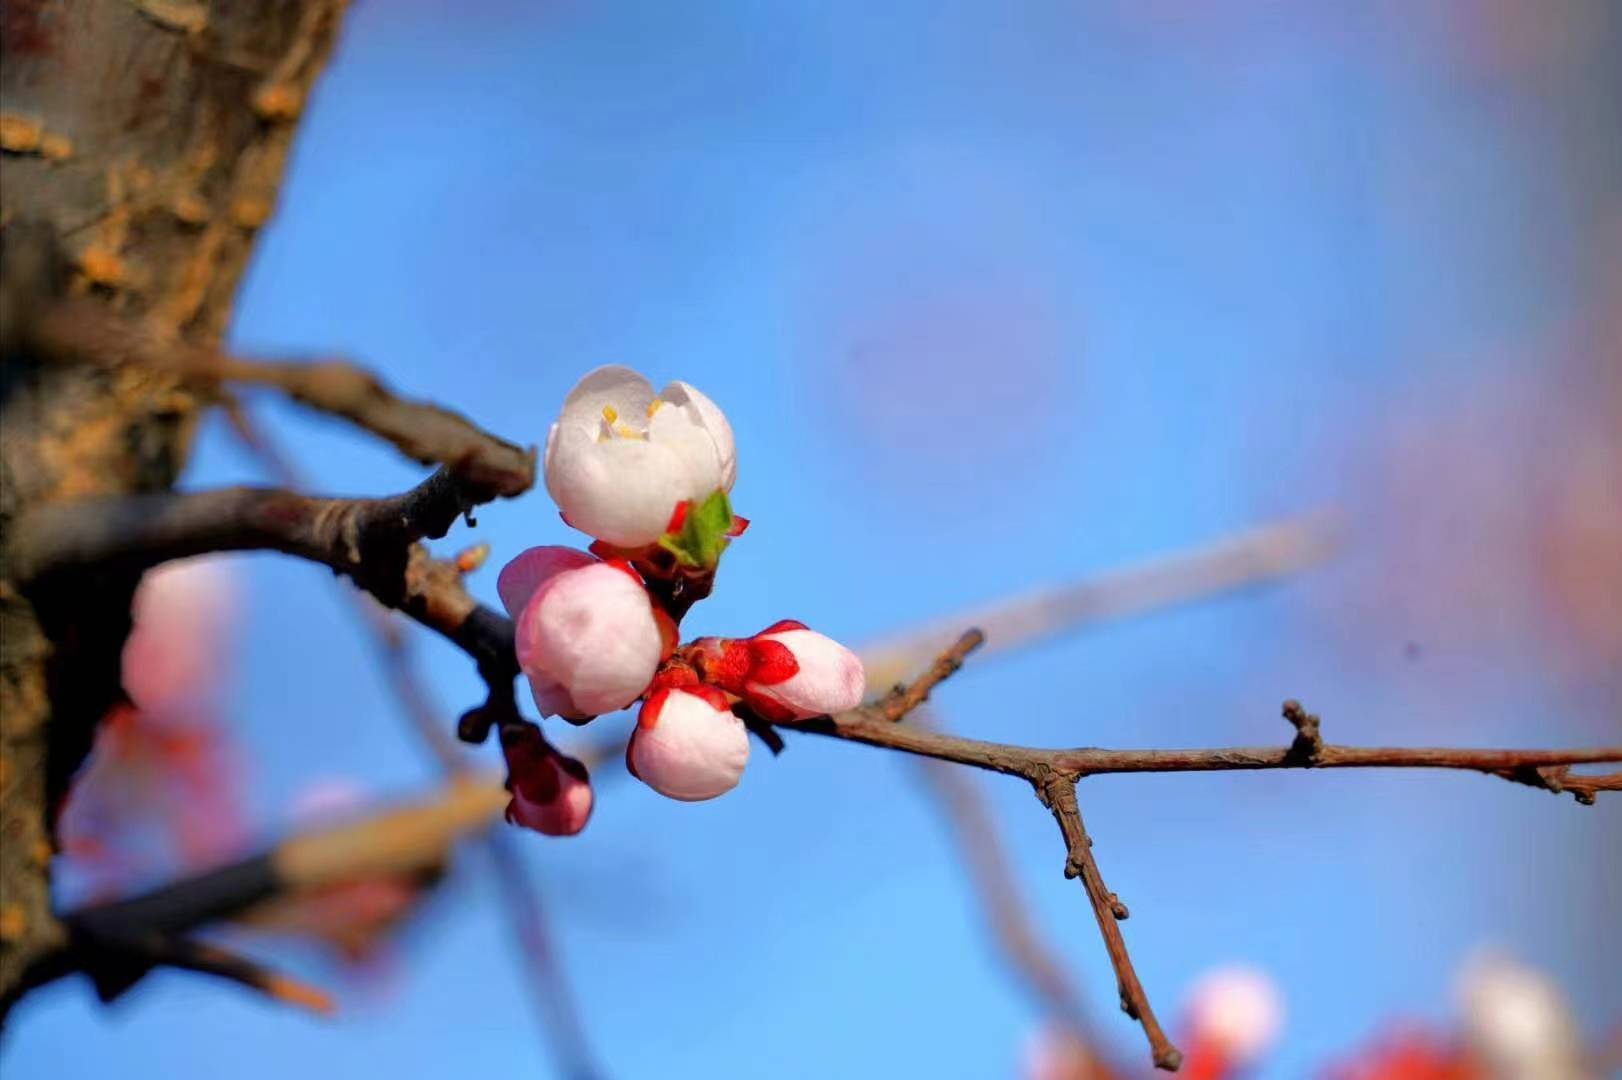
[1282,698,1324,764]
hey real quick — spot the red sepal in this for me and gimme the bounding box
[726,514,750,537]
[637,687,671,730]
[747,637,800,686]
[741,692,796,723]
[665,500,691,534]
[647,661,701,695]
[601,558,645,586]
[653,607,680,661]
[704,639,754,694]
[685,684,733,712]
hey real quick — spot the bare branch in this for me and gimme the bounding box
[875,629,986,720]
[4,473,522,690]
[27,298,535,495]
[230,399,604,1079]
[76,933,335,1017]
[1039,776,1181,1071]
[15,432,1608,1072]
[796,694,1622,801]
[62,778,505,948]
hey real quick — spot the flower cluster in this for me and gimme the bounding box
[495,366,865,833]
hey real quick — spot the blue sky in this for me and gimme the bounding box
[9,2,1619,1077]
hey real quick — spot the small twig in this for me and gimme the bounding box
[875,628,986,721]
[1282,699,1324,764]
[1039,776,1181,1071]
[89,934,335,1016]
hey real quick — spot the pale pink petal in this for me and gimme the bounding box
[748,629,866,719]
[525,673,578,718]
[627,689,749,801]
[497,546,596,618]
[517,563,662,719]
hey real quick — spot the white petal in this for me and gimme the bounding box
[648,396,724,501]
[561,365,655,434]
[545,425,693,546]
[659,381,737,491]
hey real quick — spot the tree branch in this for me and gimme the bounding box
[5,473,523,691]
[61,780,503,943]
[1039,775,1181,1071]
[796,700,1622,800]
[12,428,1611,1071]
[227,399,603,1078]
[26,298,535,496]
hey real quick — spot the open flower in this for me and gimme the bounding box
[499,545,671,721]
[627,686,750,801]
[545,365,737,547]
[501,724,594,837]
[701,620,866,721]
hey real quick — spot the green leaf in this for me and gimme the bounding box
[657,489,735,570]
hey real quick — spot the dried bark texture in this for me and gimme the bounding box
[0,0,348,1014]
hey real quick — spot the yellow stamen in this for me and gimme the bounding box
[647,399,665,419]
[602,405,619,424]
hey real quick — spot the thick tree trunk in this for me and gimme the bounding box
[0,0,348,1014]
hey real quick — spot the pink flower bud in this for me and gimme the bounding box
[500,546,668,721]
[502,725,594,837]
[724,620,866,721]
[626,686,749,801]
[544,366,737,547]
[1183,966,1284,1071]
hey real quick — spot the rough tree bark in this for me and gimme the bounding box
[0,0,349,1014]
